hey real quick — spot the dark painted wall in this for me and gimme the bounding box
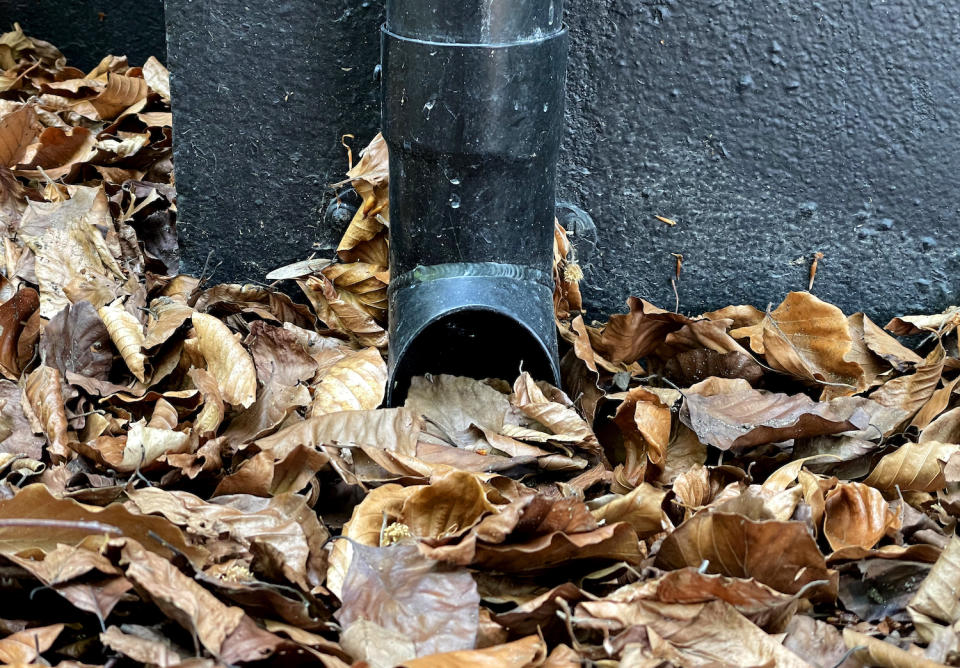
[2,0,165,70]
[561,0,959,321]
[9,0,960,321]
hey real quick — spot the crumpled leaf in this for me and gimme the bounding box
[655,507,838,600]
[191,312,258,408]
[23,364,71,460]
[40,300,113,381]
[0,287,39,378]
[610,386,671,488]
[589,296,690,364]
[908,536,960,647]
[754,291,864,395]
[310,346,386,417]
[0,623,63,664]
[822,482,900,551]
[400,635,546,668]
[844,628,946,668]
[576,598,811,668]
[100,625,186,667]
[681,381,868,450]
[0,484,200,562]
[334,542,480,658]
[119,539,281,664]
[17,185,125,316]
[98,298,148,382]
[870,343,945,421]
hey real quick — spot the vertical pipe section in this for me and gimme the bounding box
[383,0,568,404]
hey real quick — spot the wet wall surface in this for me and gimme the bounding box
[11,0,960,322]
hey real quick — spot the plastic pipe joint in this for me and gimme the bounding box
[382,0,569,404]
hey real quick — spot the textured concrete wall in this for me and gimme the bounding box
[12,0,960,321]
[3,0,166,71]
[560,0,959,321]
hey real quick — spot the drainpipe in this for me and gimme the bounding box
[382,0,569,404]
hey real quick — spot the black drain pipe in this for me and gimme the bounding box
[382,0,568,404]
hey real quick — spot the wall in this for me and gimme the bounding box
[9,0,959,322]
[3,0,165,71]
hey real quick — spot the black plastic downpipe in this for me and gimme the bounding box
[382,0,569,404]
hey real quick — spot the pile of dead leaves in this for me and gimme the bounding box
[1,25,960,668]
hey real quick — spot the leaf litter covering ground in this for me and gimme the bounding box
[1,26,960,668]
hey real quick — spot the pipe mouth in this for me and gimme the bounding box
[388,307,559,406]
[386,263,560,406]
[386,0,564,43]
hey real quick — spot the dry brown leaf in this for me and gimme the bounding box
[862,313,923,371]
[23,364,71,460]
[88,73,149,119]
[322,261,388,321]
[143,296,193,348]
[9,543,131,621]
[400,470,497,540]
[843,628,946,668]
[823,482,900,551]
[681,385,867,450]
[98,298,148,382]
[327,483,419,587]
[589,296,690,364]
[588,483,666,537]
[257,407,421,460]
[863,442,960,492]
[188,367,225,436]
[886,308,960,337]
[300,274,387,348]
[142,55,170,101]
[908,536,960,646]
[870,343,945,421]
[191,312,258,408]
[0,287,39,379]
[400,635,546,668]
[0,104,40,166]
[756,292,864,397]
[100,625,185,667]
[611,386,671,488]
[18,185,124,317]
[0,623,63,664]
[311,346,386,417]
[0,484,200,561]
[577,598,811,668]
[336,133,389,250]
[335,542,480,658]
[512,372,600,454]
[119,539,246,657]
[655,509,837,600]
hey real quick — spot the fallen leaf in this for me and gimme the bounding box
[400,635,546,668]
[655,508,837,600]
[863,442,960,492]
[191,312,258,408]
[311,346,386,417]
[335,542,480,657]
[758,291,864,394]
[843,628,946,668]
[822,482,900,551]
[681,385,868,450]
[98,298,148,382]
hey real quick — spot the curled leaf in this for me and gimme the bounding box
[98,299,148,382]
[191,312,258,408]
